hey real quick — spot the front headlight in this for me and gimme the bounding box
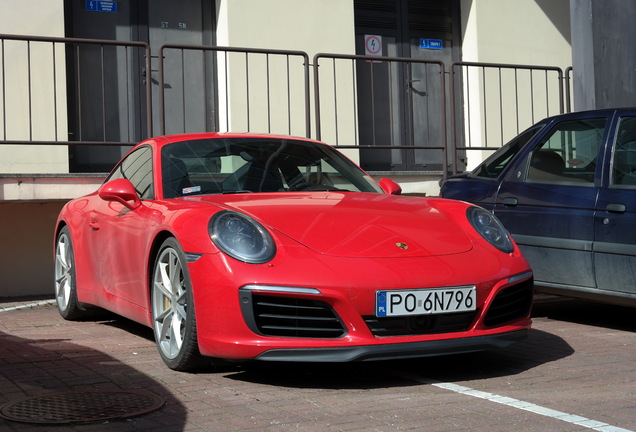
[209,211,276,263]
[467,206,514,254]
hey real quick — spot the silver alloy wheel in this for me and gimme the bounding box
[152,246,188,360]
[55,231,73,311]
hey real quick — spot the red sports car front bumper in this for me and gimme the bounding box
[187,240,533,362]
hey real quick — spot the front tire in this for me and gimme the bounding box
[151,237,206,371]
[54,226,89,320]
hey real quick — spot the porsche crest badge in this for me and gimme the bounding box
[395,242,409,250]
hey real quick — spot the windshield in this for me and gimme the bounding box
[161,137,383,198]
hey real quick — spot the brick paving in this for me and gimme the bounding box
[0,296,634,431]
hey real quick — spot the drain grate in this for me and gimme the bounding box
[0,390,165,425]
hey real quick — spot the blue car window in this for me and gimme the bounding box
[526,118,606,184]
[472,125,543,179]
[612,116,636,186]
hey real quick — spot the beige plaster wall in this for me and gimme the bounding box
[0,0,68,174]
[461,0,571,67]
[460,0,572,169]
[216,0,358,159]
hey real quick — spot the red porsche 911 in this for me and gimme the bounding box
[54,133,533,371]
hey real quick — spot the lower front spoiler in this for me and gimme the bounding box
[254,329,529,362]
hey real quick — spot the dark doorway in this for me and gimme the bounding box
[142,0,216,136]
[64,0,215,172]
[354,0,460,172]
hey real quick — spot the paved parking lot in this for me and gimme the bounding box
[0,295,634,431]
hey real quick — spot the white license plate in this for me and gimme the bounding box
[376,286,476,317]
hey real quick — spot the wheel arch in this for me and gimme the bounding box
[53,220,68,255]
[147,230,179,298]
[147,231,207,370]
[54,219,67,235]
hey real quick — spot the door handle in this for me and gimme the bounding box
[89,212,100,230]
[502,197,518,207]
[606,203,626,213]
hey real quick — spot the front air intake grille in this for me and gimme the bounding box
[247,294,346,338]
[483,278,533,327]
[364,311,477,337]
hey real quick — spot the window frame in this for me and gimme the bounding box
[470,125,544,180]
[609,116,636,188]
[106,145,154,200]
[521,117,607,186]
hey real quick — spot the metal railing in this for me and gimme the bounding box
[0,33,573,179]
[313,53,447,174]
[157,44,311,138]
[0,34,151,148]
[449,61,565,173]
[565,66,574,113]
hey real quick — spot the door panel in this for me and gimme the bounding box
[146,0,216,135]
[594,114,636,295]
[354,0,457,171]
[594,198,636,295]
[355,35,405,170]
[66,0,142,171]
[88,198,152,307]
[494,116,609,288]
[94,145,156,307]
[496,182,598,287]
[408,37,453,171]
[66,0,216,171]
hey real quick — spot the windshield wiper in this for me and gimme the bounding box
[222,190,253,194]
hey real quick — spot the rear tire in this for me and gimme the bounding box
[151,237,206,371]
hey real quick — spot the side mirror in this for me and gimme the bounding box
[98,178,141,209]
[379,178,402,195]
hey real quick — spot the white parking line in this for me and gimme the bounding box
[397,372,633,432]
[0,299,56,312]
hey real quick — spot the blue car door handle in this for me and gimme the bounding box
[606,203,626,213]
[502,197,518,206]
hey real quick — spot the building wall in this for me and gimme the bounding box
[217,0,355,53]
[0,0,577,298]
[0,0,69,174]
[459,0,572,169]
[216,0,358,159]
[0,1,75,298]
[461,0,571,67]
[571,0,636,111]
[0,202,65,298]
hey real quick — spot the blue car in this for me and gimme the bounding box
[441,108,636,307]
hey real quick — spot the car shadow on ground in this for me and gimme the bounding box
[95,313,574,391]
[222,326,573,390]
[60,295,633,394]
[226,296,634,390]
[532,295,636,332]
[0,330,187,431]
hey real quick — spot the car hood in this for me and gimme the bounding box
[195,192,473,258]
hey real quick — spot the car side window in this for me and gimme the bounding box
[525,117,606,184]
[107,146,154,200]
[472,125,543,179]
[612,116,636,186]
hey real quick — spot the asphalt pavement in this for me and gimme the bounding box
[0,295,634,431]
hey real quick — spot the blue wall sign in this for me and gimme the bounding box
[419,39,443,50]
[86,0,118,13]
